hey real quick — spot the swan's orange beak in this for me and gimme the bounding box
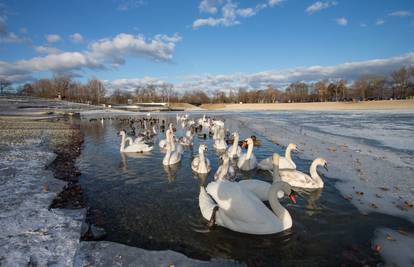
[289,191,297,204]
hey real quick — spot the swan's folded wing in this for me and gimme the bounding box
[238,180,271,201]
[257,157,272,170]
[280,170,312,185]
[192,156,200,169]
[206,180,274,225]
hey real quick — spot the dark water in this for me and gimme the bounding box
[77,114,413,267]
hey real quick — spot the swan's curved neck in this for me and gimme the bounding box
[246,142,253,160]
[272,162,280,182]
[217,159,229,180]
[268,183,292,229]
[120,134,126,152]
[231,134,239,155]
[310,161,324,187]
[199,150,207,170]
[285,145,293,161]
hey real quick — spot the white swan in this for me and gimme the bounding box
[258,143,298,171]
[239,153,282,201]
[191,144,211,174]
[237,138,257,171]
[178,129,194,146]
[214,153,235,181]
[227,132,242,159]
[162,140,182,166]
[119,130,153,153]
[279,158,327,189]
[199,179,296,234]
[159,123,173,149]
[214,126,227,150]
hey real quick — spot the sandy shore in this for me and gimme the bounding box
[201,100,414,111]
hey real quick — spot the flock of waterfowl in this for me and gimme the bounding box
[116,113,328,235]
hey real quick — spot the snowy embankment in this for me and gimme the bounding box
[0,119,85,266]
[231,110,414,266]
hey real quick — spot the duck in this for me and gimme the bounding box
[178,129,194,146]
[237,138,257,171]
[191,144,211,174]
[199,177,296,234]
[119,130,153,153]
[258,143,298,171]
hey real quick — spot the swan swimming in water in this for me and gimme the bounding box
[258,143,298,171]
[162,138,183,166]
[199,174,297,234]
[119,130,153,153]
[279,158,327,189]
[213,126,227,150]
[227,132,242,159]
[159,123,173,149]
[237,138,257,171]
[178,129,194,146]
[191,144,211,174]
[214,153,235,181]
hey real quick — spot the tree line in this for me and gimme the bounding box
[5,65,414,105]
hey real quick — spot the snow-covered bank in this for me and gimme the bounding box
[75,241,241,267]
[230,111,414,265]
[0,119,85,266]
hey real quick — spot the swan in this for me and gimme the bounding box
[159,123,174,149]
[119,130,153,153]
[162,140,182,165]
[239,153,282,201]
[214,127,227,150]
[237,138,257,171]
[178,129,194,146]
[199,178,296,234]
[214,153,235,181]
[227,132,242,159]
[191,144,211,174]
[258,143,298,171]
[279,158,327,189]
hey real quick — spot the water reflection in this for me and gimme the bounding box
[163,163,180,182]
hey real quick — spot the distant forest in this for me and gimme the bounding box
[1,65,413,105]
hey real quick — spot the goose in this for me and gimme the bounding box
[258,143,298,171]
[214,153,235,181]
[191,144,211,174]
[237,138,257,171]
[214,127,227,150]
[162,140,182,166]
[279,158,327,189]
[119,130,153,153]
[199,178,296,234]
[227,132,242,159]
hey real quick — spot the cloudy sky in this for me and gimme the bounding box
[1,0,414,92]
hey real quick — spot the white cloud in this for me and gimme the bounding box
[268,0,283,7]
[20,27,28,34]
[106,77,168,92]
[336,17,348,26]
[389,10,412,17]
[45,34,62,43]
[360,23,367,27]
[199,0,218,14]
[376,19,385,26]
[173,53,414,92]
[88,33,181,62]
[117,0,145,11]
[306,1,337,15]
[34,46,62,54]
[193,0,270,28]
[69,33,84,43]
[0,32,181,82]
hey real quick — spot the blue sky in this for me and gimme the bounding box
[1,0,414,92]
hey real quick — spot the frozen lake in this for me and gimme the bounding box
[77,111,414,266]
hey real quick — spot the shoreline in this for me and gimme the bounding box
[200,100,414,111]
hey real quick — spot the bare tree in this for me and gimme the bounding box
[391,67,409,99]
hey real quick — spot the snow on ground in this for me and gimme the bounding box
[229,110,414,266]
[373,228,414,267]
[75,241,241,267]
[0,120,85,266]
